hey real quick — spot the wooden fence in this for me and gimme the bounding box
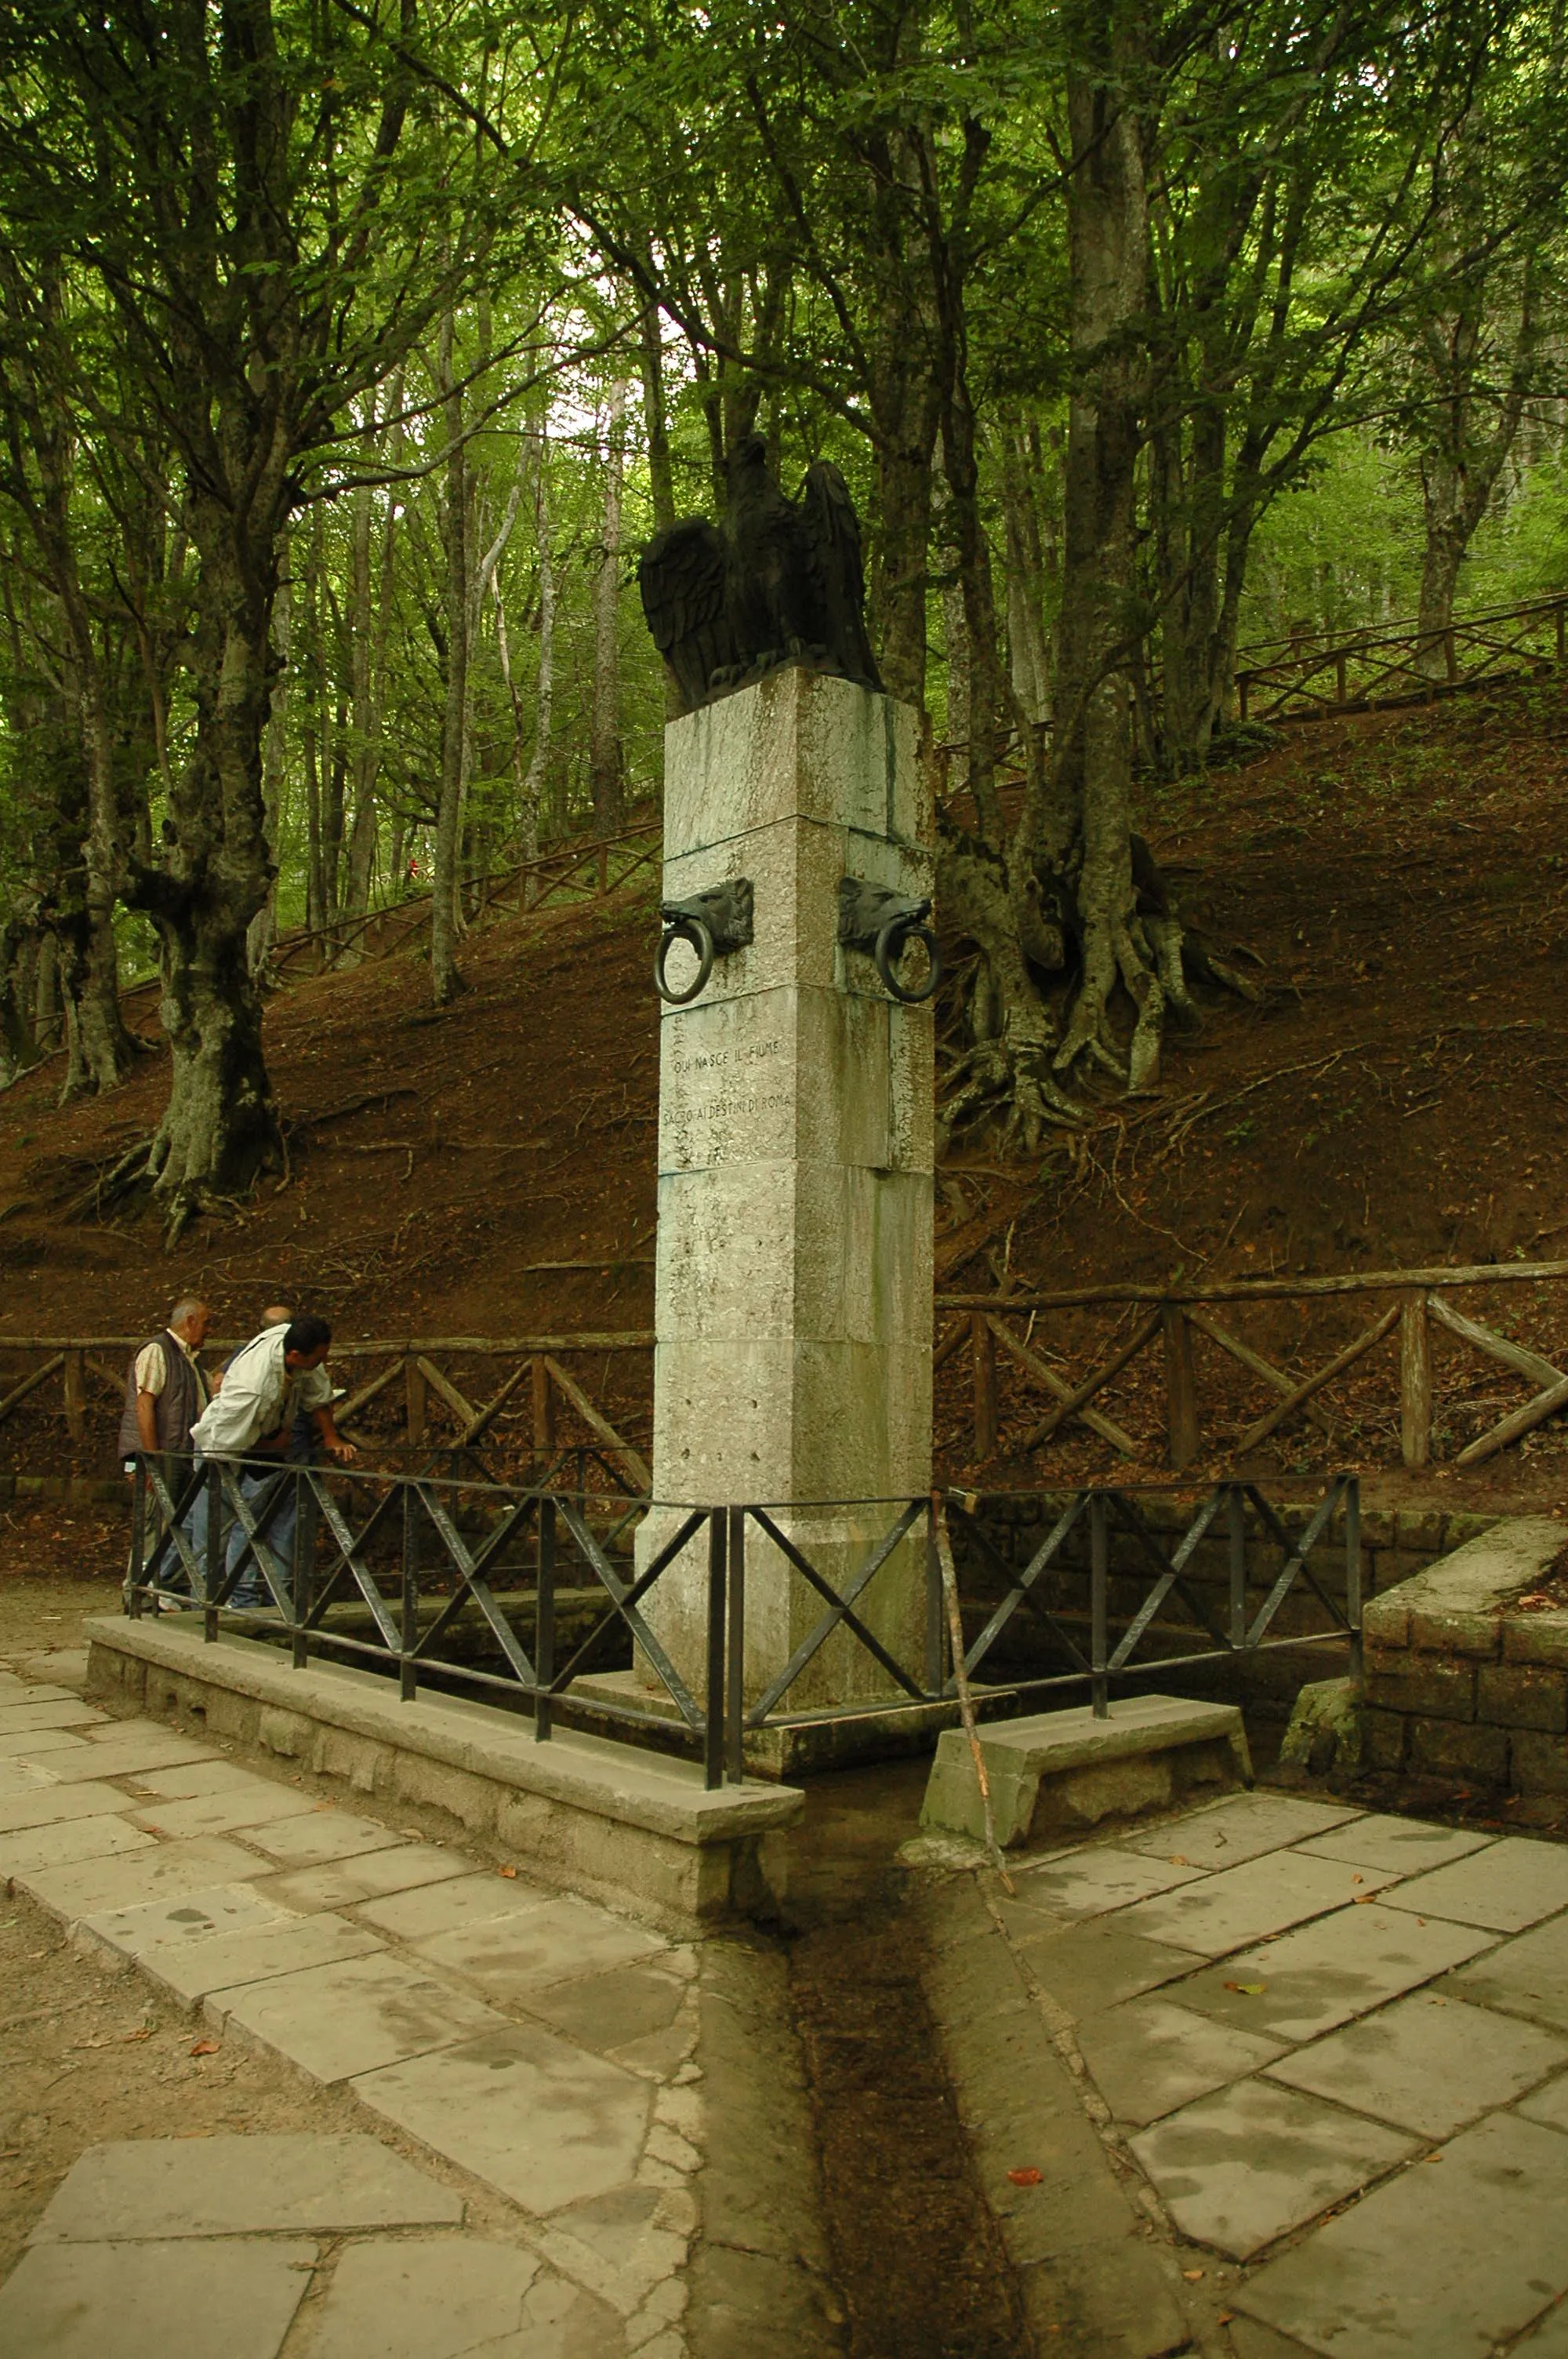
[1232,593,1568,727]
[111,823,664,1008]
[16,1259,1568,1485]
[0,1334,654,1492]
[938,1258,1568,1474]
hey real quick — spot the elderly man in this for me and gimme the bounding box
[119,1296,212,1466]
[119,1296,212,1608]
[188,1314,357,1612]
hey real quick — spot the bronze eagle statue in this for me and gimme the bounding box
[638,436,883,715]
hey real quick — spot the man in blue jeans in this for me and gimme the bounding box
[187,1314,357,1610]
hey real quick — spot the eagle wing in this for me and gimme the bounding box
[637,518,732,713]
[800,462,883,692]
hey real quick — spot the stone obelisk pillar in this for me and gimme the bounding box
[638,666,934,1713]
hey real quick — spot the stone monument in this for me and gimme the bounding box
[632,444,935,1718]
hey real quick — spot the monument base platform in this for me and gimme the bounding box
[920,1695,1253,1847]
[82,1617,802,1929]
[569,1667,970,1777]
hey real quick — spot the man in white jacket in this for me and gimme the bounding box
[188,1314,356,1610]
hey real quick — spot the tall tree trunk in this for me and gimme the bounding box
[520,424,554,893]
[303,505,328,937]
[249,533,290,979]
[132,509,284,1229]
[589,380,626,837]
[431,308,467,1005]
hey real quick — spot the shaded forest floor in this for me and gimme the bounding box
[3,672,1568,1546]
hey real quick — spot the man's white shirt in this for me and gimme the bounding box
[189,1328,332,1459]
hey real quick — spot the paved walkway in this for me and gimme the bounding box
[0,1662,710,2358]
[937,1788,1568,2357]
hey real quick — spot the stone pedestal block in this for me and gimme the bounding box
[637,670,935,1708]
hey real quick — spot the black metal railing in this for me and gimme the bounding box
[125,1456,1363,1787]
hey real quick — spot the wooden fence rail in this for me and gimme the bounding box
[14,1256,1568,1480]
[934,1259,1568,1473]
[1233,592,1568,726]
[0,1335,653,1490]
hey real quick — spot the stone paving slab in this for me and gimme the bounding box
[39,1736,217,1786]
[1129,2076,1415,2260]
[250,1842,475,1914]
[0,2235,317,2359]
[108,1906,386,2006]
[0,1779,131,1834]
[209,1949,506,2081]
[16,1835,271,1923]
[528,1962,695,2059]
[0,1813,154,1879]
[307,2236,624,2359]
[0,1699,106,1733]
[353,2025,652,2214]
[1174,1904,1499,2042]
[82,1881,288,1958]
[230,1807,408,1868]
[30,2133,463,2241]
[1264,1990,1568,2138]
[0,1728,89,1757]
[1115,1849,1403,1957]
[1010,1843,1206,1917]
[129,1783,322,1840]
[1292,1816,1495,1875]
[1377,1837,1568,1932]
[1518,2069,1568,2131]
[351,1867,553,1942]
[1236,2111,1568,2357]
[1073,1996,1287,2128]
[1123,1795,1363,1870]
[1009,1918,1198,2020]
[411,1895,669,2004]
[129,1759,280,1801]
[1446,1917,1568,2033]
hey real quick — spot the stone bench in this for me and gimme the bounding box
[920,1694,1253,1847]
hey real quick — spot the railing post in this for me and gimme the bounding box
[405,1355,427,1445]
[1444,628,1457,683]
[1400,1290,1432,1467]
[205,1460,223,1643]
[924,1497,944,1697]
[1090,1491,1109,1719]
[291,1471,317,1673]
[597,840,609,896]
[535,1496,556,1743]
[1238,674,1250,722]
[1557,602,1565,666]
[726,1507,746,1783]
[1228,1483,1247,1651]
[1335,652,1348,705]
[63,1348,85,1446]
[705,1507,727,1790]
[1345,1476,1363,1684]
[128,1456,146,1619]
[400,1481,420,1702]
[1163,1307,1200,1469]
[531,1357,554,1463]
[971,1314,997,1459]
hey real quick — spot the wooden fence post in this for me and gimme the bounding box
[63,1349,85,1446]
[1400,1292,1432,1467]
[597,841,609,897]
[405,1355,427,1445]
[531,1357,555,1459]
[971,1315,997,1459]
[1163,1307,1200,1468]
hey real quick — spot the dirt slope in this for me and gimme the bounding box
[2,671,1567,1501]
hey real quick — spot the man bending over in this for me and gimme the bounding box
[187,1314,357,1611]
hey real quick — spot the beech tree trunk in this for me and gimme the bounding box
[589,380,626,837]
[431,309,467,1005]
[134,506,285,1225]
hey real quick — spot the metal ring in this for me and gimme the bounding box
[655,916,716,1005]
[874,920,942,1005]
